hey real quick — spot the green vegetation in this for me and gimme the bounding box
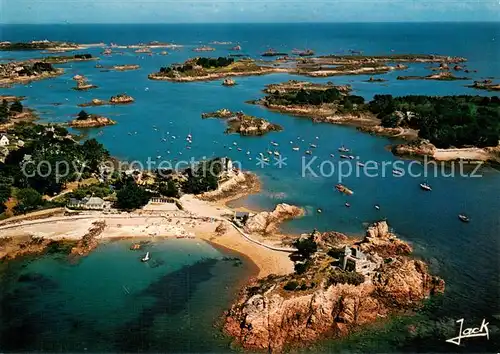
[0,123,109,207]
[77,110,90,120]
[71,184,113,200]
[158,180,180,198]
[116,181,151,210]
[181,158,224,194]
[293,235,318,260]
[370,95,500,148]
[0,42,54,51]
[14,188,44,214]
[159,57,235,75]
[326,269,365,286]
[0,99,24,123]
[195,57,234,68]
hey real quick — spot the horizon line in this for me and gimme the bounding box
[1,20,499,25]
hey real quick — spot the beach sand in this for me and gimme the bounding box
[0,196,294,278]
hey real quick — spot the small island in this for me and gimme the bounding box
[78,94,135,107]
[224,221,445,352]
[68,110,116,128]
[42,53,98,64]
[364,76,387,82]
[0,99,37,132]
[467,79,500,92]
[193,46,216,52]
[72,75,98,91]
[0,40,81,51]
[148,56,287,82]
[262,49,289,57]
[111,64,140,71]
[202,109,283,136]
[222,78,236,86]
[397,71,470,81]
[0,60,63,87]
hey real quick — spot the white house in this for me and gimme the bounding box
[0,135,9,147]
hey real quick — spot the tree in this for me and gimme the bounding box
[293,235,318,260]
[0,100,9,123]
[77,110,89,120]
[159,180,180,198]
[10,100,23,113]
[15,188,43,214]
[116,182,151,210]
[82,138,109,171]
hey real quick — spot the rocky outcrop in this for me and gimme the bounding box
[110,94,134,104]
[68,115,116,128]
[73,77,97,91]
[222,78,236,86]
[245,203,305,235]
[397,71,470,81]
[224,221,445,352]
[358,220,412,257]
[70,221,105,257]
[112,64,140,71]
[392,139,437,158]
[202,110,283,136]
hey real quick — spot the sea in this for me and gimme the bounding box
[0,23,499,352]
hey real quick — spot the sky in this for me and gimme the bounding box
[1,0,499,24]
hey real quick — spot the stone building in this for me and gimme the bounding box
[339,246,380,277]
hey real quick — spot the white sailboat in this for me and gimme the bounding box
[141,252,150,262]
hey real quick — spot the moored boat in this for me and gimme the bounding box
[420,182,432,191]
[338,145,350,153]
[335,184,354,195]
[458,214,470,223]
[141,252,150,262]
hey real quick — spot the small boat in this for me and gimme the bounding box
[267,150,273,155]
[345,202,351,208]
[271,141,279,146]
[375,204,380,210]
[393,169,404,176]
[233,142,238,146]
[273,151,280,156]
[420,182,432,191]
[340,155,349,159]
[335,184,354,195]
[357,162,365,167]
[330,154,335,158]
[305,150,312,155]
[292,147,300,151]
[141,252,150,262]
[246,151,251,155]
[317,208,322,213]
[338,146,350,153]
[237,148,242,151]
[458,214,470,223]
[310,144,317,148]
[348,155,355,160]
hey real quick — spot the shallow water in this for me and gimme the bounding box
[0,240,250,352]
[1,22,499,351]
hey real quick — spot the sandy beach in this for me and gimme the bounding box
[0,196,294,278]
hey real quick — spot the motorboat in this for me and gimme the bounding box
[420,182,432,191]
[393,169,404,176]
[340,155,349,159]
[141,252,150,262]
[335,184,354,195]
[375,204,380,210]
[305,150,312,155]
[338,145,350,153]
[458,214,470,223]
[292,147,300,151]
[345,202,351,208]
[310,144,317,148]
[357,162,365,167]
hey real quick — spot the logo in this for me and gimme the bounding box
[446,318,489,346]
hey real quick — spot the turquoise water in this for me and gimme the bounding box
[1,23,499,351]
[0,239,250,351]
